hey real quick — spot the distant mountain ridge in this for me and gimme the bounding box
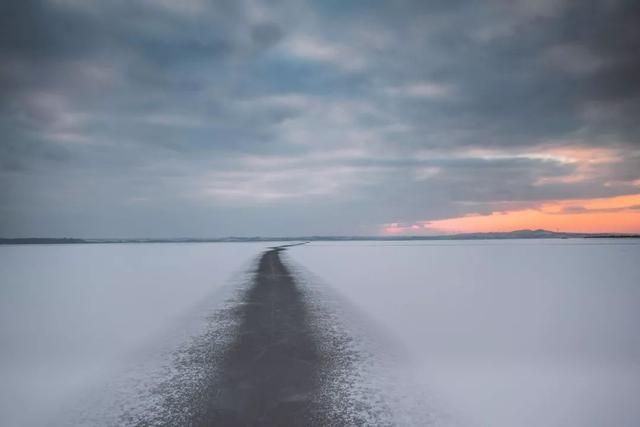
[1,229,638,244]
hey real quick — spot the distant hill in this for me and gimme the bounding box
[1,229,638,245]
[0,237,88,244]
[450,229,639,239]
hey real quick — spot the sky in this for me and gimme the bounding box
[1,0,639,237]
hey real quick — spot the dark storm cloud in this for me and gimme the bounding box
[558,0,640,100]
[343,0,640,150]
[1,0,639,236]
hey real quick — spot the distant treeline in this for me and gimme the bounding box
[0,238,89,244]
[1,230,639,245]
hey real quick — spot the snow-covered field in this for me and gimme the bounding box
[1,239,639,426]
[0,242,274,426]
[287,239,640,427]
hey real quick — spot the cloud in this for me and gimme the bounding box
[1,0,639,237]
[388,194,640,235]
[279,35,367,71]
[384,82,455,99]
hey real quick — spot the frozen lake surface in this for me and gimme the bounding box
[1,239,639,426]
[0,242,274,426]
[287,240,640,427]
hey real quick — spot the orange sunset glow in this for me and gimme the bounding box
[385,193,640,235]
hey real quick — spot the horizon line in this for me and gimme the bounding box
[2,229,640,243]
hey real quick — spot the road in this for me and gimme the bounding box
[196,245,327,425]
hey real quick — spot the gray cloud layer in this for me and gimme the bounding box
[1,0,639,236]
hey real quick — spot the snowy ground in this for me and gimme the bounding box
[286,239,640,427]
[1,239,639,426]
[0,242,275,426]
